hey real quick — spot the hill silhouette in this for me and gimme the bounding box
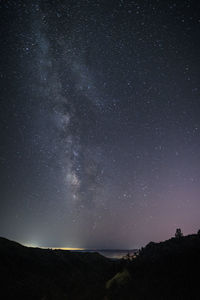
[106,234,200,299]
[0,237,118,299]
[1,234,200,299]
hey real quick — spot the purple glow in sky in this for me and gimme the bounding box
[0,0,200,249]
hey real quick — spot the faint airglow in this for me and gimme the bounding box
[23,242,40,248]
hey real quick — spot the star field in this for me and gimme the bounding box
[0,0,200,249]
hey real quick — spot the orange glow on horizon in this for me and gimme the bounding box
[23,243,85,251]
[52,247,85,251]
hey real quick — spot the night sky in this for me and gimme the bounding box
[0,0,200,249]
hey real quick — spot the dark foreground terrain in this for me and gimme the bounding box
[0,237,118,300]
[1,234,200,299]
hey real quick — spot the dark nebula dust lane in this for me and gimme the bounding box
[0,0,200,249]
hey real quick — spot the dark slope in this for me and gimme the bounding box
[106,234,200,300]
[0,237,117,300]
[2,235,200,300]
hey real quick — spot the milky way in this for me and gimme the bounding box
[0,0,200,249]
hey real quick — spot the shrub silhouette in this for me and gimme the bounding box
[175,228,183,238]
